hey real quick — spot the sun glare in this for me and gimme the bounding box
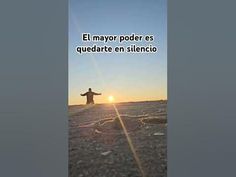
[108,95,114,103]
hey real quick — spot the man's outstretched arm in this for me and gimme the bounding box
[80,93,87,96]
[93,92,102,95]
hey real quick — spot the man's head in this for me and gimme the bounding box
[88,88,92,92]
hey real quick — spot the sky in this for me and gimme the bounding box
[69,0,167,105]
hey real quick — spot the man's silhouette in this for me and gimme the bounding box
[80,88,102,104]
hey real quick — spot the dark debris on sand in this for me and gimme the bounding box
[69,101,167,177]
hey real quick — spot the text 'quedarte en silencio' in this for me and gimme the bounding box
[76,44,158,54]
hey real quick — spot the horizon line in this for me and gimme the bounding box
[68,99,167,106]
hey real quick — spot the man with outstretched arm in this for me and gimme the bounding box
[80,88,102,104]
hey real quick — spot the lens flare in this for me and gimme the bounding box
[112,104,146,177]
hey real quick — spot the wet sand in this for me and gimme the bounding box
[69,101,167,177]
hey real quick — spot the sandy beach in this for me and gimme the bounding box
[69,100,167,177]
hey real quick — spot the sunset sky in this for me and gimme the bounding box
[69,0,167,105]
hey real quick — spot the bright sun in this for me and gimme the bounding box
[108,95,114,103]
